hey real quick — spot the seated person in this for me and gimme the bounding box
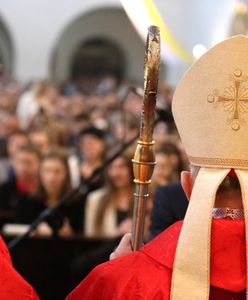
[152,142,185,187]
[67,153,134,291]
[84,153,134,238]
[68,169,246,300]
[0,130,29,184]
[0,143,40,228]
[77,126,107,192]
[15,148,83,237]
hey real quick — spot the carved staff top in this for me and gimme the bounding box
[141,26,160,143]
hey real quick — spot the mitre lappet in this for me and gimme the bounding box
[171,35,248,300]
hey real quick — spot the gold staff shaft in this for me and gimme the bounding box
[131,26,160,251]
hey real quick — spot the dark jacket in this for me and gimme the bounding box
[0,178,84,233]
[149,181,188,239]
[0,178,26,227]
[15,195,84,233]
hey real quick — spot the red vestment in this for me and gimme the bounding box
[67,219,246,300]
[0,236,39,299]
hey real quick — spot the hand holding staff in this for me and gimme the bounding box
[131,26,160,250]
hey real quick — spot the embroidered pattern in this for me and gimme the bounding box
[207,69,248,131]
[189,155,248,168]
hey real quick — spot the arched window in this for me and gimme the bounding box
[51,8,144,83]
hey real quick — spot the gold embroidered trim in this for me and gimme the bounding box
[189,156,248,168]
[207,69,248,131]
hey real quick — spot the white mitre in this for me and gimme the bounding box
[171,35,248,300]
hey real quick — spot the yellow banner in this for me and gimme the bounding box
[144,0,194,63]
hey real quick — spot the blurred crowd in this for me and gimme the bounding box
[0,72,188,240]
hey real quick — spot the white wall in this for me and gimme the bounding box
[0,0,121,81]
[0,0,238,85]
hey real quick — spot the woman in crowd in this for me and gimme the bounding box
[84,152,134,238]
[152,142,186,189]
[16,148,83,236]
[68,152,134,291]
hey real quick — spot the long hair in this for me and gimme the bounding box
[34,148,72,204]
[156,142,186,180]
[94,152,134,235]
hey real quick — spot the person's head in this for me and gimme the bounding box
[1,113,19,137]
[29,127,51,155]
[38,148,71,200]
[153,142,185,186]
[152,152,175,187]
[48,120,70,148]
[168,35,248,299]
[34,80,58,103]
[7,130,29,158]
[12,143,41,181]
[77,126,106,161]
[106,154,133,190]
[181,166,242,209]
[89,107,108,129]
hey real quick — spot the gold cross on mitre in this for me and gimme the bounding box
[207,69,248,130]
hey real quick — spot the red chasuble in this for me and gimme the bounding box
[0,236,39,300]
[67,219,246,300]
